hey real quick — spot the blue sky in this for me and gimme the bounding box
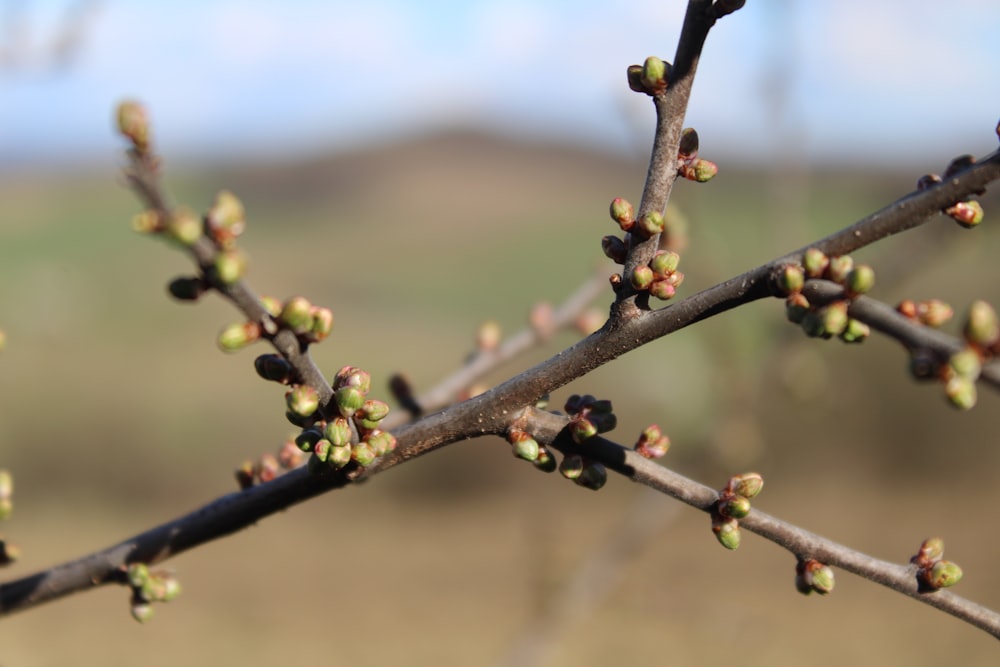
[1,0,998,167]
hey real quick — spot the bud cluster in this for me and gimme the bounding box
[506,428,557,473]
[675,128,718,184]
[564,394,617,444]
[911,537,963,591]
[896,299,954,328]
[711,472,764,550]
[634,424,670,459]
[291,366,396,473]
[917,158,986,229]
[795,558,835,596]
[780,250,873,343]
[125,562,182,623]
[627,56,671,96]
[277,295,335,344]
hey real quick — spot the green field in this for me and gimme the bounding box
[2,132,999,665]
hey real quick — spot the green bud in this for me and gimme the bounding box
[712,517,741,550]
[729,472,764,498]
[802,248,828,278]
[640,56,668,92]
[636,211,665,238]
[214,249,248,285]
[719,495,751,519]
[206,190,246,247]
[328,444,352,468]
[570,417,599,443]
[217,321,261,352]
[279,296,314,334]
[336,386,365,418]
[576,462,607,490]
[845,264,875,295]
[366,429,397,456]
[254,354,294,384]
[839,318,870,343]
[351,441,377,467]
[947,200,984,228]
[964,300,999,348]
[807,562,835,594]
[678,128,699,158]
[130,601,155,624]
[630,265,654,291]
[916,299,954,327]
[609,197,635,230]
[679,158,718,183]
[160,577,182,602]
[917,537,945,563]
[131,210,162,234]
[590,411,617,434]
[650,250,680,277]
[164,208,202,246]
[324,418,353,447]
[601,235,627,264]
[818,301,849,337]
[127,563,150,588]
[825,255,854,284]
[307,306,334,342]
[512,434,540,462]
[259,296,283,318]
[308,438,329,462]
[286,385,320,418]
[359,399,390,423]
[533,446,557,473]
[334,366,372,394]
[944,375,977,410]
[774,264,805,295]
[559,454,585,480]
[785,292,811,324]
[649,280,677,301]
[948,347,982,379]
[116,100,151,151]
[926,560,963,589]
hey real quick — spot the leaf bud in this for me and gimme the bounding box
[511,432,540,462]
[679,158,718,183]
[640,56,669,93]
[678,127,699,159]
[944,375,977,410]
[915,537,945,564]
[728,471,764,499]
[570,417,599,443]
[576,462,607,490]
[206,190,246,247]
[839,318,870,344]
[719,494,751,519]
[803,560,835,594]
[127,563,150,588]
[924,560,963,589]
[602,235,627,264]
[773,264,805,295]
[534,446,557,472]
[946,200,984,228]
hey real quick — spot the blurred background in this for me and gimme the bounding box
[2,1,1000,665]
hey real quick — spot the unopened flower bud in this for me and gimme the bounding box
[839,318,870,344]
[534,446,557,472]
[130,601,155,624]
[307,306,334,342]
[218,321,261,352]
[712,516,741,550]
[963,300,999,349]
[825,255,854,284]
[946,200,984,228]
[636,211,665,238]
[259,296,283,318]
[324,418,353,447]
[915,299,953,327]
[679,158,718,183]
[944,374,977,410]
[641,56,669,92]
[131,210,162,234]
[351,440,377,467]
[785,292,810,324]
[818,301,849,337]
[116,100,151,151]
[948,347,982,379]
[286,385,320,418]
[576,462,607,490]
[127,563,150,588]
[729,472,764,499]
[313,438,332,463]
[559,454,585,480]
[649,280,676,301]
[336,386,365,418]
[610,197,635,230]
[279,296,314,334]
[802,248,828,278]
[650,250,680,277]
[915,537,945,564]
[165,208,202,246]
[206,190,246,247]
[214,249,248,285]
[366,430,397,456]
[846,264,875,295]
[570,417,598,443]
[774,264,805,295]
[328,444,352,468]
[924,560,963,589]
[511,433,540,462]
[804,560,835,594]
[630,265,654,291]
[719,494,751,519]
